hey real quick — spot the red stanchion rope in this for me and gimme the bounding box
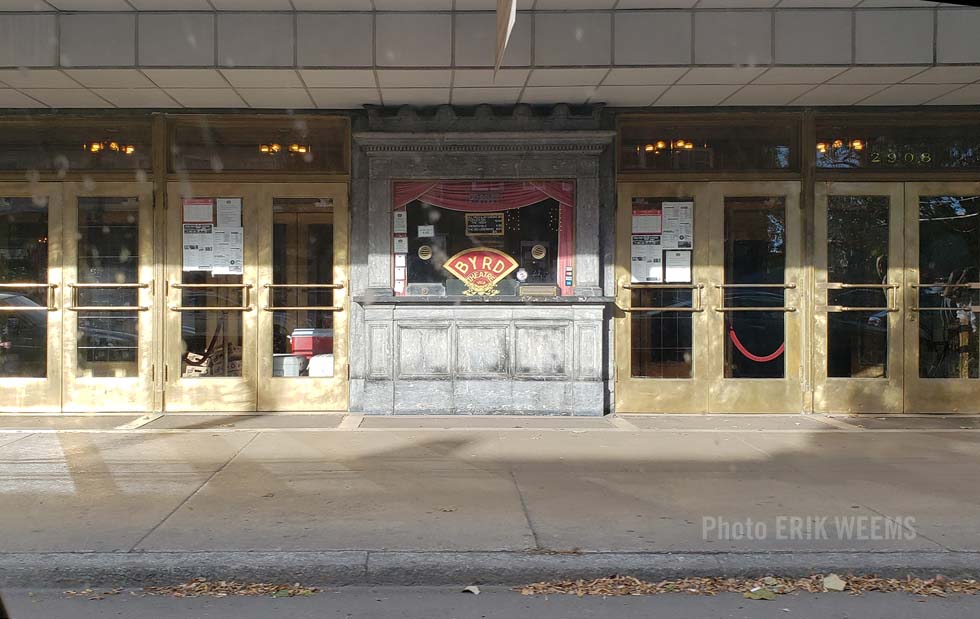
[728,326,784,363]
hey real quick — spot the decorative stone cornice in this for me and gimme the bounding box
[354,131,615,157]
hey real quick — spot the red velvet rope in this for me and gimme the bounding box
[728,326,784,363]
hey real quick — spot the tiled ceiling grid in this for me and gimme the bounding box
[0,3,978,108]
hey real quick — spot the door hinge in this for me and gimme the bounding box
[151,364,155,382]
[346,364,351,380]
[164,364,169,382]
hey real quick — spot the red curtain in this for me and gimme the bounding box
[392,181,576,295]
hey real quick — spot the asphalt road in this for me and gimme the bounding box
[3,587,979,619]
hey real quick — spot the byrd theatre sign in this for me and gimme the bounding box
[444,247,518,296]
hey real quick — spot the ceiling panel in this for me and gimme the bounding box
[535,0,616,8]
[858,83,962,105]
[904,66,980,84]
[291,0,375,8]
[790,83,887,105]
[604,68,688,86]
[453,69,529,88]
[65,69,154,88]
[829,66,929,84]
[382,88,451,106]
[615,0,698,7]
[45,0,132,9]
[928,84,980,105]
[754,66,847,84]
[377,69,452,88]
[451,87,522,106]
[237,88,315,108]
[654,84,742,106]
[94,88,179,107]
[454,0,534,9]
[520,86,597,104]
[0,69,79,88]
[0,89,46,107]
[165,88,247,107]
[0,0,57,9]
[221,69,303,88]
[209,0,293,9]
[142,69,228,88]
[527,68,608,87]
[589,85,668,106]
[373,0,452,9]
[723,83,814,105]
[309,87,380,108]
[128,0,213,8]
[21,88,111,107]
[299,69,377,88]
[677,67,768,85]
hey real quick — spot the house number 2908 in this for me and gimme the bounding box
[870,151,933,164]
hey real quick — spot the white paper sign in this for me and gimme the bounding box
[183,199,213,224]
[630,234,662,283]
[394,254,407,268]
[394,267,406,280]
[182,223,214,271]
[393,211,408,234]
[393,235,408,254]
[212,226,244,275]
[662,201,693,249]
[664,250,692,283]
[417,225,435,238]
[216,198,242,228]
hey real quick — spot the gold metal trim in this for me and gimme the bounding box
[714,306,798,312]
[67,282,151,312]
[0,283,58,311]
[714,283,797,289]
[169,283,252,311]
[623,283,705,313]
[262,306,344,312]
[262,283,344,289]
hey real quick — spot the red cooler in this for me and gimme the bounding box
[289,328,333,359]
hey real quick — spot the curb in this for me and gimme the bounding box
[2,551,980,587]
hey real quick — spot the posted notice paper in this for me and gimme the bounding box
[182,224,214,271]
[631,234,663,283]
[664,250,692,283]
[212,227,244,275]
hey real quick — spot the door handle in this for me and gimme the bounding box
[169,283,253,311]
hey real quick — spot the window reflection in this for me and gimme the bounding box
[724,197,786,379]
[918,195,979,379]
[0,197,48,378]
[826,196,889,379]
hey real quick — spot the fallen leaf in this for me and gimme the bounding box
[744,587,777,601]
[462,585,481,595]
[822,574,847,592]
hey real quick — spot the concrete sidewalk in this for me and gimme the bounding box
[1,413,979,586]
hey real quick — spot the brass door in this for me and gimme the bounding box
[0,183,63,412]
[813,182,905,413]
[256,183,348,411]
[706,182,803,413]
[164,183,259,412]
[615,181,803,413]
[62,182,155,412]
[905,182,980,413]
[615,182,711,412]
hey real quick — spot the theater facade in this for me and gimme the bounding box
[1,2,978,415]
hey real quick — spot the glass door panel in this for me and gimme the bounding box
[906,182,980,412]
[707,182,803,412]
[615,182,711,413]
[165,184,257,412]
[813,183,904,413]
[257,184,348,411]
[62,184,155,412]
[0,184,61,412]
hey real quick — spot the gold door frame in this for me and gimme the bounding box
[614,182,712,413]
[812,182,905,414]
[256,183,349,412]
[0,182,63,413]
[706,181,804,413]
[904,181,980,413]
[164,182,259,412]
[62,182,156,413]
